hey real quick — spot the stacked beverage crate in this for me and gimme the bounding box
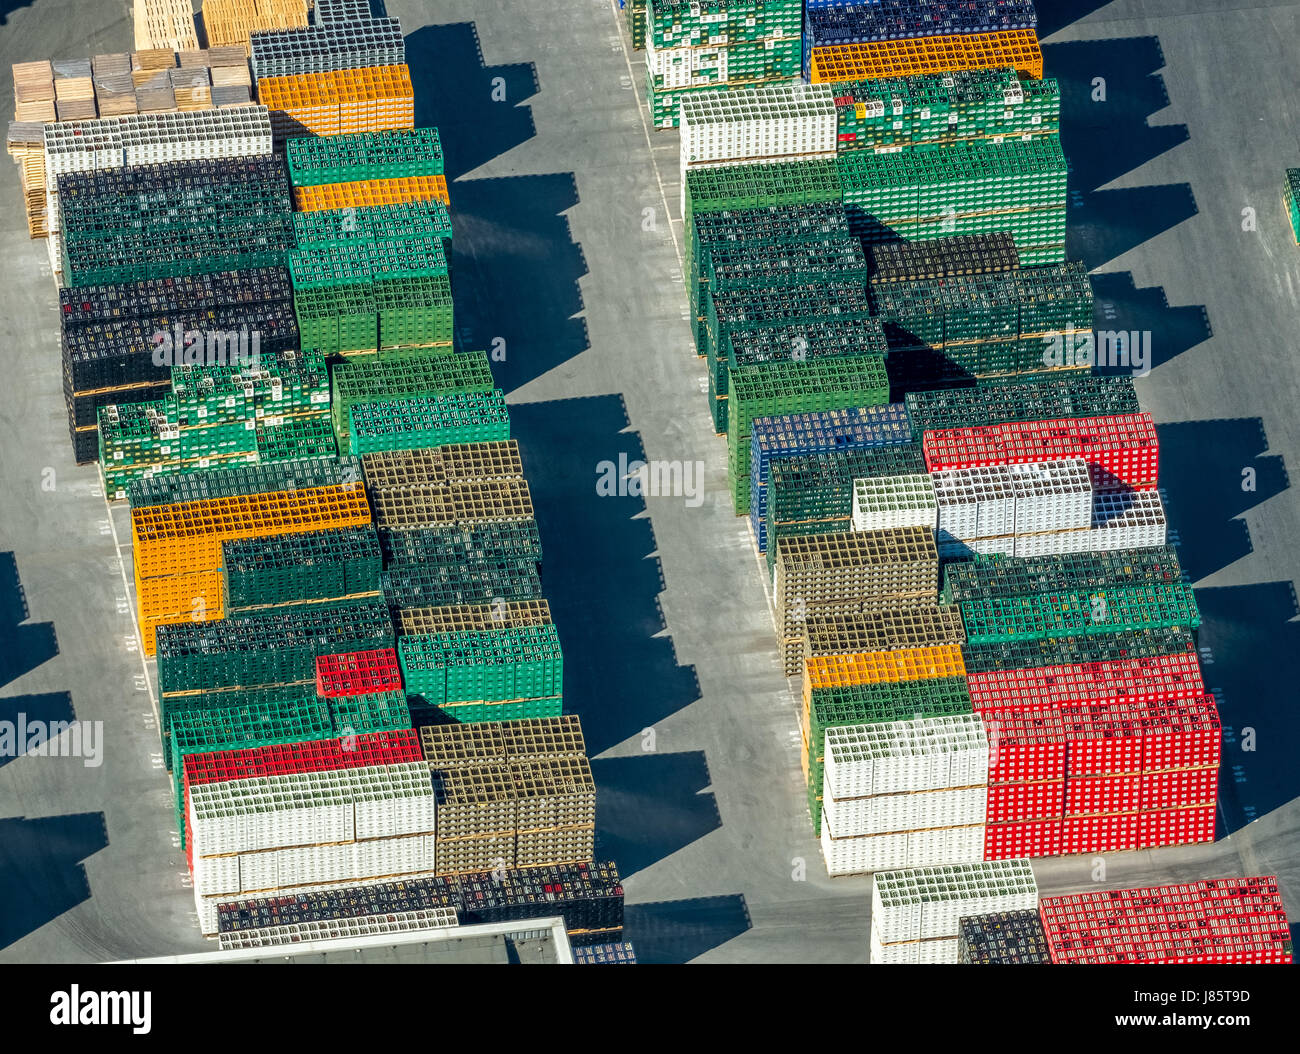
[820,714,988,875]
[251,0,410,141]
[830,69,1059,152]
[98,348,335,503]
[214,859,626,949]
[183,730,435,935]
[421,719,596,875]
[869,858,1038,964]
[643,0,804,129]
[839,136,1068,264]
[1285,169,1300,244]
[625,0,647,51]
[1036,878,1293,964]
[804,0,1042,84]
[957,908,1051,963]
[60,266,296,464]
[56,156,293,287]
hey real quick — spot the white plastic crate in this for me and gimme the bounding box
[1009,458,1092,532]
[852,474,937,532]
[679,83,837,168]
[217,907,459,951]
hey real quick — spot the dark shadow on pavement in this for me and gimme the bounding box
[591,752,719,878]
[0,692,75,771]
[0,552,58,691]
[623,894,751,964]
[0,812,107,949]
[1155,419,1287,581]
[1089,271,1211,374]
[509,396,701,756]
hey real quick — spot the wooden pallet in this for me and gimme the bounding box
[134,0,200,52]
[200,0,308,52]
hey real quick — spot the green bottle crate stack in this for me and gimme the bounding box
[99,350,335,500]
[1286,169,1300,244]
[838,135,1068,264]
[685,158,843,227]
[831,70,1060,153]
[220,525,383,611]
[326,690,413,736]
[941,548,1185,606]
[398,624,564,717]
[381,559,545,611]
[626,0,646,49]
[380,519,543,568]
[958,584,1201,645]
[727,357,891,514]
[804,676,973,833]
[961,627,1198,675]
[155,599,395,695]
[287,128,444,186]
[330,349,495,450]
[644,0,804,129]
[293,199,453,249]
[765,444,929,574]
[348,389,511,454]
[125,456,362,507]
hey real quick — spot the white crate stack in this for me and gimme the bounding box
[933,464,1015,558]
[646,39,728,91]
[870,859,1039,964]
[678,83,836,211]
[188,762,438,935]
[820,715,988,877]
[42,106,274,235]
[851,474,937,532]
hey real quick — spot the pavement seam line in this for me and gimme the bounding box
[102,478,159,729]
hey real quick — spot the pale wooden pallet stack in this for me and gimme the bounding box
[6,121,47,238]
[134,0,201,53]
[201,0,309,53]
[13,60,55,121]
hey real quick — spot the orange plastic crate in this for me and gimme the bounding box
[803,644,966,690]
[136,571,226,656]
[809,29,1042,83]
[294,174,449,211]
[258,66,414,138]
[131,483,372,579]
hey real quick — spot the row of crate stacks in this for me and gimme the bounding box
[627,0,1045,124]
[666,0,1222,879]
[868,860,1292,964]
[24,3,632,957]
[135,0,313,53]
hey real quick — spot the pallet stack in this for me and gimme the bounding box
[201,0,310,51]
[135,0,202,52]
[804,0,1042,84]
[251,0,410,141]
[644,0,804,128]
[870,859,1038,964]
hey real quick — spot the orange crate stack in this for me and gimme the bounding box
[808,28,1042,84]
[130,483,372,579]
[803,643,966,692]
[257,65,414,141]
[136,569,226,657]
[293,174,448,212]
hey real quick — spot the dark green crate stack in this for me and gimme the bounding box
[56,158,294,286]
[831,70,1060,152]
[727,357,890,514]
[398,625,563,721]
[962,627,1198,675]
[125,455,362,508]
[805,678,972,833]
[644,0,804,129]
[764,444,929,575]
[626,0,646,49]
[220,525,384,611]
[940,548,1187,606]
[98,349,335,500]
[957,585,1200,644]
[838,135,1068,265]
[289,237,452,357]
[1286,169,1300,244]
[349,389,510,454]
[330,349,496,452]
[904,375,1139,436]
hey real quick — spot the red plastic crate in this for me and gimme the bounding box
[1138,768,1218,809]
[1061,812,1138,853]
[968,653,1206,713]
[985,710,1068,782]
[984,818,1063,860]
[1141,695,1222,769]
[1065,774,1142,815]
[1135,804,1216,848]
[182,729,422,789]
[315,647,403,697]
[986,779,1064,824]
[1061,703,1144,775]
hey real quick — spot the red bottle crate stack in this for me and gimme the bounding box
[315,647,403,697]
[1039,877,1292,964]
[983,697,1221,859]
[968,653,1206,713]
[922,413,1160,489]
